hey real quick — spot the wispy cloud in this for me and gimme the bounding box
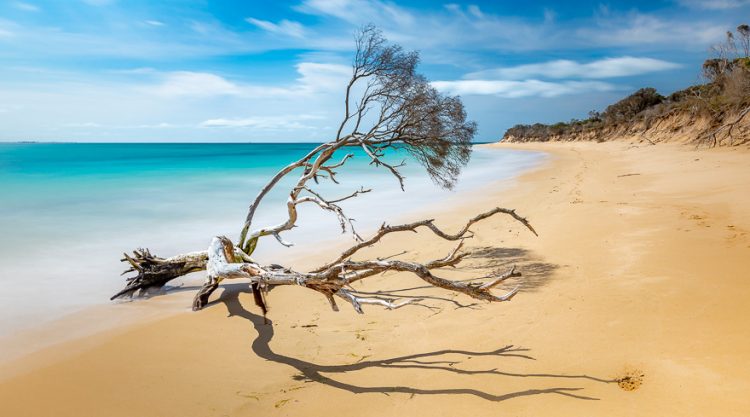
[297,0,415,27]
[200,114,322,130]
[677,0,750,9]
[246,17,305,38]
[12,2,40,12]
[148,63,350,98]
[2,0,747,142]
[435,55,675,98]
[0,1,732,67]
[432,79,617,98]
[298,0,547,52]
[296,0,729,53]
[581,12,727,47]
[151,72,242,97]
[467,57,680,80]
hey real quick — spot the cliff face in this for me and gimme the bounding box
[501,59,750,147]
[503,111,750,147]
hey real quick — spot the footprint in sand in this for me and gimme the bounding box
[682,211,711,228]
[354,329,368,341]
[274,398,293,409]
[725,225,749,244]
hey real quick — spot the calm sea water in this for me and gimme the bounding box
[0,143,544,336]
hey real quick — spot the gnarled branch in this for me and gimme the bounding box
[112,26,532,321]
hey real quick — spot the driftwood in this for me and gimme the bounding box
[112,25,535,316]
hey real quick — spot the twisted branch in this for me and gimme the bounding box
[112,26,531,319]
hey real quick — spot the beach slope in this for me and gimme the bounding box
[1,141,749,416]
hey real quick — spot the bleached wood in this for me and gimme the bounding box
[114,26,530,315]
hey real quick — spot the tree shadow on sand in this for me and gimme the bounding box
[337,246,560,311]
[464,246,559,292]
[136,246,556,312]
[210,283,614,403]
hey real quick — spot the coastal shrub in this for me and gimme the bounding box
[722,66,750,108]
[501,23,750,144]
[602,88,664,124]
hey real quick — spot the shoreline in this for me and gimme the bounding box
[2,141,750,416]
[0,144,544,342]
[0,145,547,373]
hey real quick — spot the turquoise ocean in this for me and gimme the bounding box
[0,143,544,336]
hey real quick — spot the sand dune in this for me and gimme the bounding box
[1,141,749,416]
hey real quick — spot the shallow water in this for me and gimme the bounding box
[0,143,544,336]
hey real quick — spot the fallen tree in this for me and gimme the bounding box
[112,25,536,316]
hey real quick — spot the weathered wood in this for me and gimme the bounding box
[124,207,531,313]
[113,26,531,316]
[111,249,208,300]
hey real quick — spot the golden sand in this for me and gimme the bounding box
[1,141,749,416]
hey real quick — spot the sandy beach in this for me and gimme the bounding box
[1,141,749,416]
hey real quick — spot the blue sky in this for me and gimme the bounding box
[0,0,748,142]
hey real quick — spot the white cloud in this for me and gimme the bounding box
[148,63,350,99]
[467,5,484,18]
[435,55,668,99]
[1,0,732,69]
[432,79,617,98]
[0,69,340,142]
[12,2,40,12]
[200,114,322,130]
[129,122,175,129]
[2,0,741,142]
[112,67,157,75]
[297,0,415,27]
[294,0,731,54]
[151,72,242,97]
[467,57,680,80]
[582,12,727,47]
[294,62,351,91]
[677,0,750,9]
[246,17,305,38]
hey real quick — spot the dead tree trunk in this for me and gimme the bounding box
[112,25,536,316]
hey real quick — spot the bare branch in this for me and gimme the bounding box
[297,186,367,240]
[313,207,536,273]
[336,289,420,313]
[113,26,535,322]
[272,232,294,247]
[361,141,407,190]
[478,265,520,290]
[328,187,372,204]
[112,249,208,300]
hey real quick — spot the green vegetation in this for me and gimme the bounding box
[504,25,750,146]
